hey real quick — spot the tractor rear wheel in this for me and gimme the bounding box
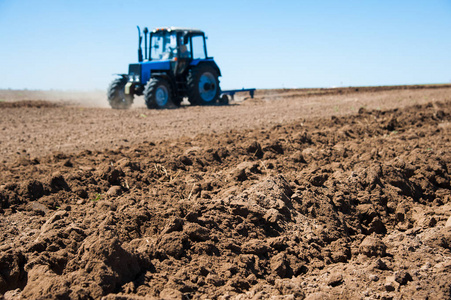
[144,77,176,109]
[187,64,220,105]
[107,77,133,109]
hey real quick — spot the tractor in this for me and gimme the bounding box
[107,27,222,109]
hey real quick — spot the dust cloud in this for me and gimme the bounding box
[0,89,111,108]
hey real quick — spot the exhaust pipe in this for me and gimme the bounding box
[143,27,149,60]
[137,26,143,62]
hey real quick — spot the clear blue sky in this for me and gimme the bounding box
[1,0,450,90]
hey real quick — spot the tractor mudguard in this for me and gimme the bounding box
[190,59,221,76]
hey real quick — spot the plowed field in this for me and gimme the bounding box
[1,85,450,299]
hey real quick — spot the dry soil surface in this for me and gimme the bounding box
[0,85,451,299]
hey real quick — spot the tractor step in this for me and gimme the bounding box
[176,81,187,94]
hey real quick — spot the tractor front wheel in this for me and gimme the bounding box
[107,77,133,109]
[144,77,176,109]
[187,64,220,106]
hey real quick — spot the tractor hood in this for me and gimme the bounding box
[128,61,171,84]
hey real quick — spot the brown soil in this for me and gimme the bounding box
[0,85,451,299]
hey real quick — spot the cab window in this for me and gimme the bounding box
[150,32,177,60]
[178,34,191,58]
[191,35,206,59]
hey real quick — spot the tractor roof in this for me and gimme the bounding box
[152,27,205,34]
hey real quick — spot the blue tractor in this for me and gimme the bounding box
[107,27,222,109]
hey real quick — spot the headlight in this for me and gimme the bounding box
[129,74,140,82]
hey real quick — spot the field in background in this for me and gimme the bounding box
[1,84,450,164]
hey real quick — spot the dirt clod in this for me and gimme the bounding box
[359,236,387,257]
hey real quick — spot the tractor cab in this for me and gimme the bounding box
[146,28,208,61]
[140,28,210,79]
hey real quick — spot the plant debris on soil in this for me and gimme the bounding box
[0,86,450,299]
